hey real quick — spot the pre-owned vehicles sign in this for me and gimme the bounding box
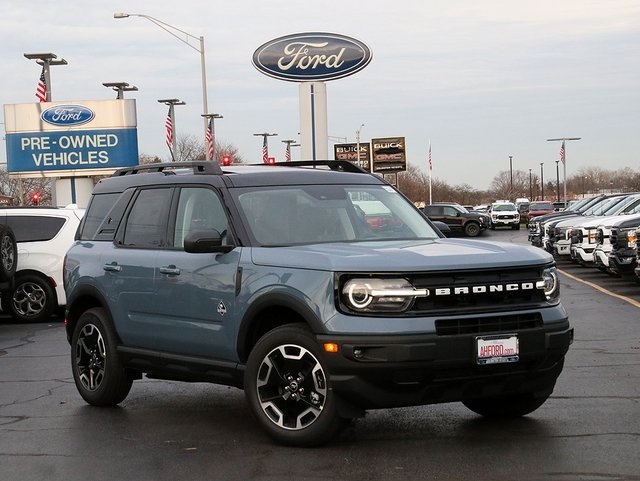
[3,100,139,177]
[252,32,372,82]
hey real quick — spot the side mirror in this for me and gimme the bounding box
[184,229,234,254]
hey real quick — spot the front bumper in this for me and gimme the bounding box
[317,321,573,410]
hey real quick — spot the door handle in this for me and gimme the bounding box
[103,262,122,272]
[159,265,181,276]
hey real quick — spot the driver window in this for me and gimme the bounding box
[174,187,228,249]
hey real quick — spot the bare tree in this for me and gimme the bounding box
[0,170,52,206]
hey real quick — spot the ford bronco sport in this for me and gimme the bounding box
[63,161,573,446]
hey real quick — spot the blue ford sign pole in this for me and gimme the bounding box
[253,33,371,162]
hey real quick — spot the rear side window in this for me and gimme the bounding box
[5,216,65,242]
[80,193,122,241]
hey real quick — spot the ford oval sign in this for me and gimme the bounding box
[252,32,372,82]
[40,105,95,127]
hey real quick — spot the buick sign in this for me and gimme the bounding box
[252,32,372,82]
[41,105,95,127]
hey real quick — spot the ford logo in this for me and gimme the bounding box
[252,32,372,82]
[41,105,95,126]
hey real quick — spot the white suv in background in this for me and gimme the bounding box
[0,206,84,322]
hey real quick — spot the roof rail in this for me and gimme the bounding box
[254,160,369,174]
[112,161,223,177]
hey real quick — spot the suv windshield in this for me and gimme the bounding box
[235,184,439,245]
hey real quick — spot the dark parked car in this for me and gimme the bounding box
[421,203,488,237]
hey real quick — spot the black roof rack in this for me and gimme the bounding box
[112,161,223,177]
[251,160,369,174]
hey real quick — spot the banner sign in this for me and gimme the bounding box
[371,137,406,173]
[334,142,370,171]
[3,100,139,177]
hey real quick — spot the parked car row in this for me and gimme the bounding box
[0,206,84,322]
[422,201,523,236]
[527,193,640,284]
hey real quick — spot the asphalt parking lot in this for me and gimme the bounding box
[1,227,639,481]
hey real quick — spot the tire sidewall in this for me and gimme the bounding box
[7,274,56,323]
[71,307,131,406]
[244,324,343,446]
[0,226,17,282]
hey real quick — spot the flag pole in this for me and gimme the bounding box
[428,139,433,205]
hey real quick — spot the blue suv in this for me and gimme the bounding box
[64,161,573,446]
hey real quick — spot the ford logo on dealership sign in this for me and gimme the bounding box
[41,105,95,127]
[252,32,372,82]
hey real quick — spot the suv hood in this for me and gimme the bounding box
[251,238,552,272]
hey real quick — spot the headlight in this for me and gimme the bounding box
[537,267,559,301]
[627,230,637,246]
[341,278,428,313]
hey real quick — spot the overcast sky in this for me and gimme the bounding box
[1,0,639,189]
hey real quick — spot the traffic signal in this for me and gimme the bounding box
[221,154,232,166]
[32,193,39,206]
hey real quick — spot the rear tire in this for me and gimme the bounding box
[71,307,132,406]
[244,324,348,446]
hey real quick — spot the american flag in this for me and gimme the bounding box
[285,143,291,162]
[262,136,268,163]
[165,107,173,149]
[36,66,47,102]
[205,118,214,160]
[559,140,565,164]
[428,142,432,171]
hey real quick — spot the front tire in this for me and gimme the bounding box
[71,307,132,406]
[464,222,481,237]
[0,226,17,283]
[244,324,347,446]
[462,391,551,418]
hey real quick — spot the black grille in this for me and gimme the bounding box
[610,228,625,249]
[435,312,543,336]
[408,267,547,315]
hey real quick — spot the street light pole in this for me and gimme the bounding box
[547,137,581,206]
[356,124,365,171]
[202,113,223,161]
[114,13,211,159]
[24,52,68,102]
[529,168,533,200]
[282,139,296,162]
[102,81,138,99]
[509,155,513,199]
[158,98,185,160]
[253,133,278,162]
[555,160,560,203]
[540,162,545,200]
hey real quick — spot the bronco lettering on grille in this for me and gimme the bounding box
[434,283,536,296]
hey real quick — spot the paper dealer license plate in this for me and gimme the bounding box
[476,334,519,365]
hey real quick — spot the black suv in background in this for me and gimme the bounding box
[421,203,488,237]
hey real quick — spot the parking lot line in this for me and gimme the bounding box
[558,269,640,309]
